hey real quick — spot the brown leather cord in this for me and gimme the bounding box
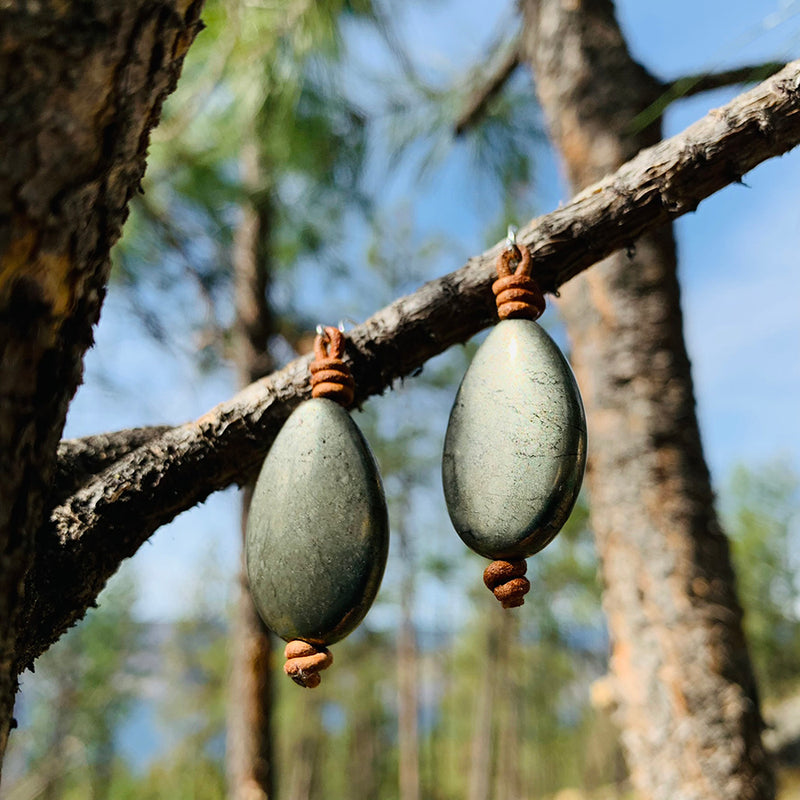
[284,640,334,688]
[310,326,355,407]
[313,326,345,360]
[483,559,531,608]
[492,245,545,321]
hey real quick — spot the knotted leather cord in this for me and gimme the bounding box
[483,560,531,609]
[309,325,355,406]
[492,244,545,321]
[283,640,333,688]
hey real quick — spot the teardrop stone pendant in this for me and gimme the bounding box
[246,327,389,686]
[442,244,587,607]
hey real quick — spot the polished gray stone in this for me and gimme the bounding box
[246,398,388,645]
[442,319,587,560]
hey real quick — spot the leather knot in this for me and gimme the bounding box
[284,640,333,688]
[492,245,545,321]
[310,326,355,407]
[483,560,531,608]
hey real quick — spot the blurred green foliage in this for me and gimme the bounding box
[113,0,376,365]
[6,461,799,799]
[727,461,800,698]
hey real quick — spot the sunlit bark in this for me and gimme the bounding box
[521,1,773,797]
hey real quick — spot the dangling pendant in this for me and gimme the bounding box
[442,241,587,607]
[246,326,389,686]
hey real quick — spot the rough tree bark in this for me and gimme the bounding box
[0,0,203,773]
[521,1,772,797]
[15,59,800,686]
[226,140,276,800]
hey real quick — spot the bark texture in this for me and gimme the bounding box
[521,1,772,797]
[14,59,800,675]
[0,0,203,769]
[226,141,275,800]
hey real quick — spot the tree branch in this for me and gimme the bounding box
[634,62,788,130]
[669,62,787,98]
[21,59,800,671]
[454,38,521,136]
[55,428,172,502]
[454,50,786,139]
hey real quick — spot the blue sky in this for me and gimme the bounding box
[619,0,800,477]
[62,0,800,621]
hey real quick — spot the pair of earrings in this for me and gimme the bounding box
[245,236,586,688]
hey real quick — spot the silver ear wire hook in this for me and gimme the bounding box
[315,324,329,343]
[338,317,358,333]
[506,224,518,251]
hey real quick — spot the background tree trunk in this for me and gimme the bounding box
[520,1,773,798]
[0,0,203,773]
[492,611,521,800]
[398,554,421,800]
[226,140,276,800]
[468,615,501,800]
[284,692,324,800]
[40,663,77,800]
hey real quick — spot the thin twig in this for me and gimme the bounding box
[454,39,522,136]
[634,61,788,130]
[671,62,787,98]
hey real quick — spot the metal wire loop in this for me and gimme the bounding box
[506,224,518,250]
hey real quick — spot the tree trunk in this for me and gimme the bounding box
[284,694,324,800]
[349,692,381,800]
[520,1,773,798]
[468,612,501,800]
[227,565,275,800]
[89,726,115,800]
[40,665,78,800]
[398,577,421,800]
[226,141,275,800]
[492,611,520,800]
[0,0,202,775]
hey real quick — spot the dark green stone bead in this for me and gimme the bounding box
[442,319,587,560]
[246,398,388,646]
